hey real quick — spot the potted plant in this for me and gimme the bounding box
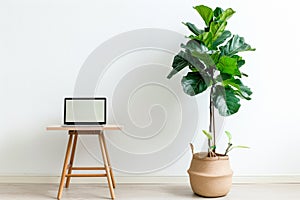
[167,4,255,197]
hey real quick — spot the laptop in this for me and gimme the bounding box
[62,97,106,126]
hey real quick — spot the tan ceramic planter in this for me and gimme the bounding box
[187,152,233,197]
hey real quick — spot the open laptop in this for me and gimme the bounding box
[62,97,106,126]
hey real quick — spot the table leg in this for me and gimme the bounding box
[57,132,74,200]
[98,132,115,199]
[101,132,116,188]
[65,132,78,188]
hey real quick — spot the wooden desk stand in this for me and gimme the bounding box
[47,126,120,200]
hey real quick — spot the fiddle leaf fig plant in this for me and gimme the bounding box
[168,5,255,157]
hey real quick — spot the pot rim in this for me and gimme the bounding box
[193,152,229,161]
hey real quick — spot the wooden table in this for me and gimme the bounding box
[46,125,122,200]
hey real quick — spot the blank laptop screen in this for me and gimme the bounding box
[64,98,106,125]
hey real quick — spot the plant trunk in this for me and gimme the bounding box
[209,86,216,155]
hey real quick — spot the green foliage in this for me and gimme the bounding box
[224,131,249,155]
[212,30,231,49]
[181,72,209,96]
[213,85,241,116]
[201,130,249,156]
[225,131,232,143]
[216,56,241,76]
[182,22,204,36]
[194,5,213,26]
[168,4,254,156]
[202,130,213,140]
[231,145,250,150]
[217,8,235,22]
[167,53,190,79]
[220,35,255,56]
[167,4,255,117]
[202,130,216,154]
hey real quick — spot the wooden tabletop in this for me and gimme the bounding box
[46,125,122,131]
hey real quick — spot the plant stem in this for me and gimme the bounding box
[209,87,213,156]
[224,143,233,156]
[209,86,216,153]
[212,87,216,152]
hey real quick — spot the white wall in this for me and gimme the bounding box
[0,0,299,177]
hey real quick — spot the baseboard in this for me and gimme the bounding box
[0,175,300,184]
[233,175,300,184]
[0,176,188,184]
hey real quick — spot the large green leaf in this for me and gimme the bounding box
[234,79,252,96]
[213,85,241,116]
[212,30,231,49]
[182,39,209,53]
[209,8,234,48]
[222,78,252,100]
[194,5,213,26]
[182,50,206,71]
[216,56,241,76]
[213,7,224,18]
[218,73,232,81]
[167,47,207,79]
[191,52,215,68]
[190,32,213,48]
[210,21,227,43]
[220,35,256,56]
[234,90,251,100]
[183,22,204,36]
[167,52,189,79]
[182,40,215,67]
[217,8,235,22]
[231,55,245,68]
[210,52,220,64]
[181,72,210,96]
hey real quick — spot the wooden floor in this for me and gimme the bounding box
[0,183,299,199]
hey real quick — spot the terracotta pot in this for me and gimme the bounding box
[187,152,233,197]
